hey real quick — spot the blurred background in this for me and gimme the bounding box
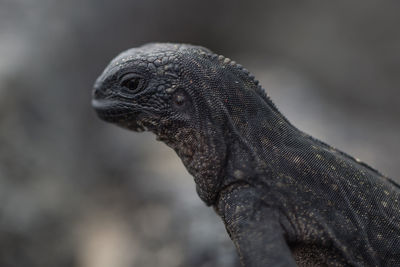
[0,1,399,266]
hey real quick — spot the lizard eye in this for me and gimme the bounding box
[120,74,146,94]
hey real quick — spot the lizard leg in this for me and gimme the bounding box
[217,185,297,267]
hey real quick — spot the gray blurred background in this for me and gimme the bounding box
[0,1,399,266]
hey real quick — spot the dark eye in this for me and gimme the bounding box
[120,74,146,93]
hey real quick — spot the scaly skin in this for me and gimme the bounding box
[92,43,400,266]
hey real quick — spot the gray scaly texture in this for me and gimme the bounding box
[92,43,400,266]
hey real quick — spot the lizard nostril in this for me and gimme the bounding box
[92,86,104,99]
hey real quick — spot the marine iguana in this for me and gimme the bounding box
[92,43,400,266]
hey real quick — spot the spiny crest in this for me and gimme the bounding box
[195,49,281,114]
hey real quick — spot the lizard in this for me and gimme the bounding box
[92,43,400,266]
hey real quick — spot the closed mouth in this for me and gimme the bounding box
[92,99,159,132]
[92,99,136,121]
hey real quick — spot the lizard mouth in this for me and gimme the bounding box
[92,99,147,131]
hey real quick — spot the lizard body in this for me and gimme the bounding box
[92,43,400,266]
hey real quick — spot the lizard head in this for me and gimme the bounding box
[92,43,273,205]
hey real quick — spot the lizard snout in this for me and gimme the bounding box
[92,78,107,100]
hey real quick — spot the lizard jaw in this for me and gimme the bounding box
[91,99,146,131]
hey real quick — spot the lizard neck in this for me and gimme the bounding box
[218,96,303,191]
[225,91,299,158]
[161,126,227,206]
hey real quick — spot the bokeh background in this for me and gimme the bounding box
[0,1,399,266]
